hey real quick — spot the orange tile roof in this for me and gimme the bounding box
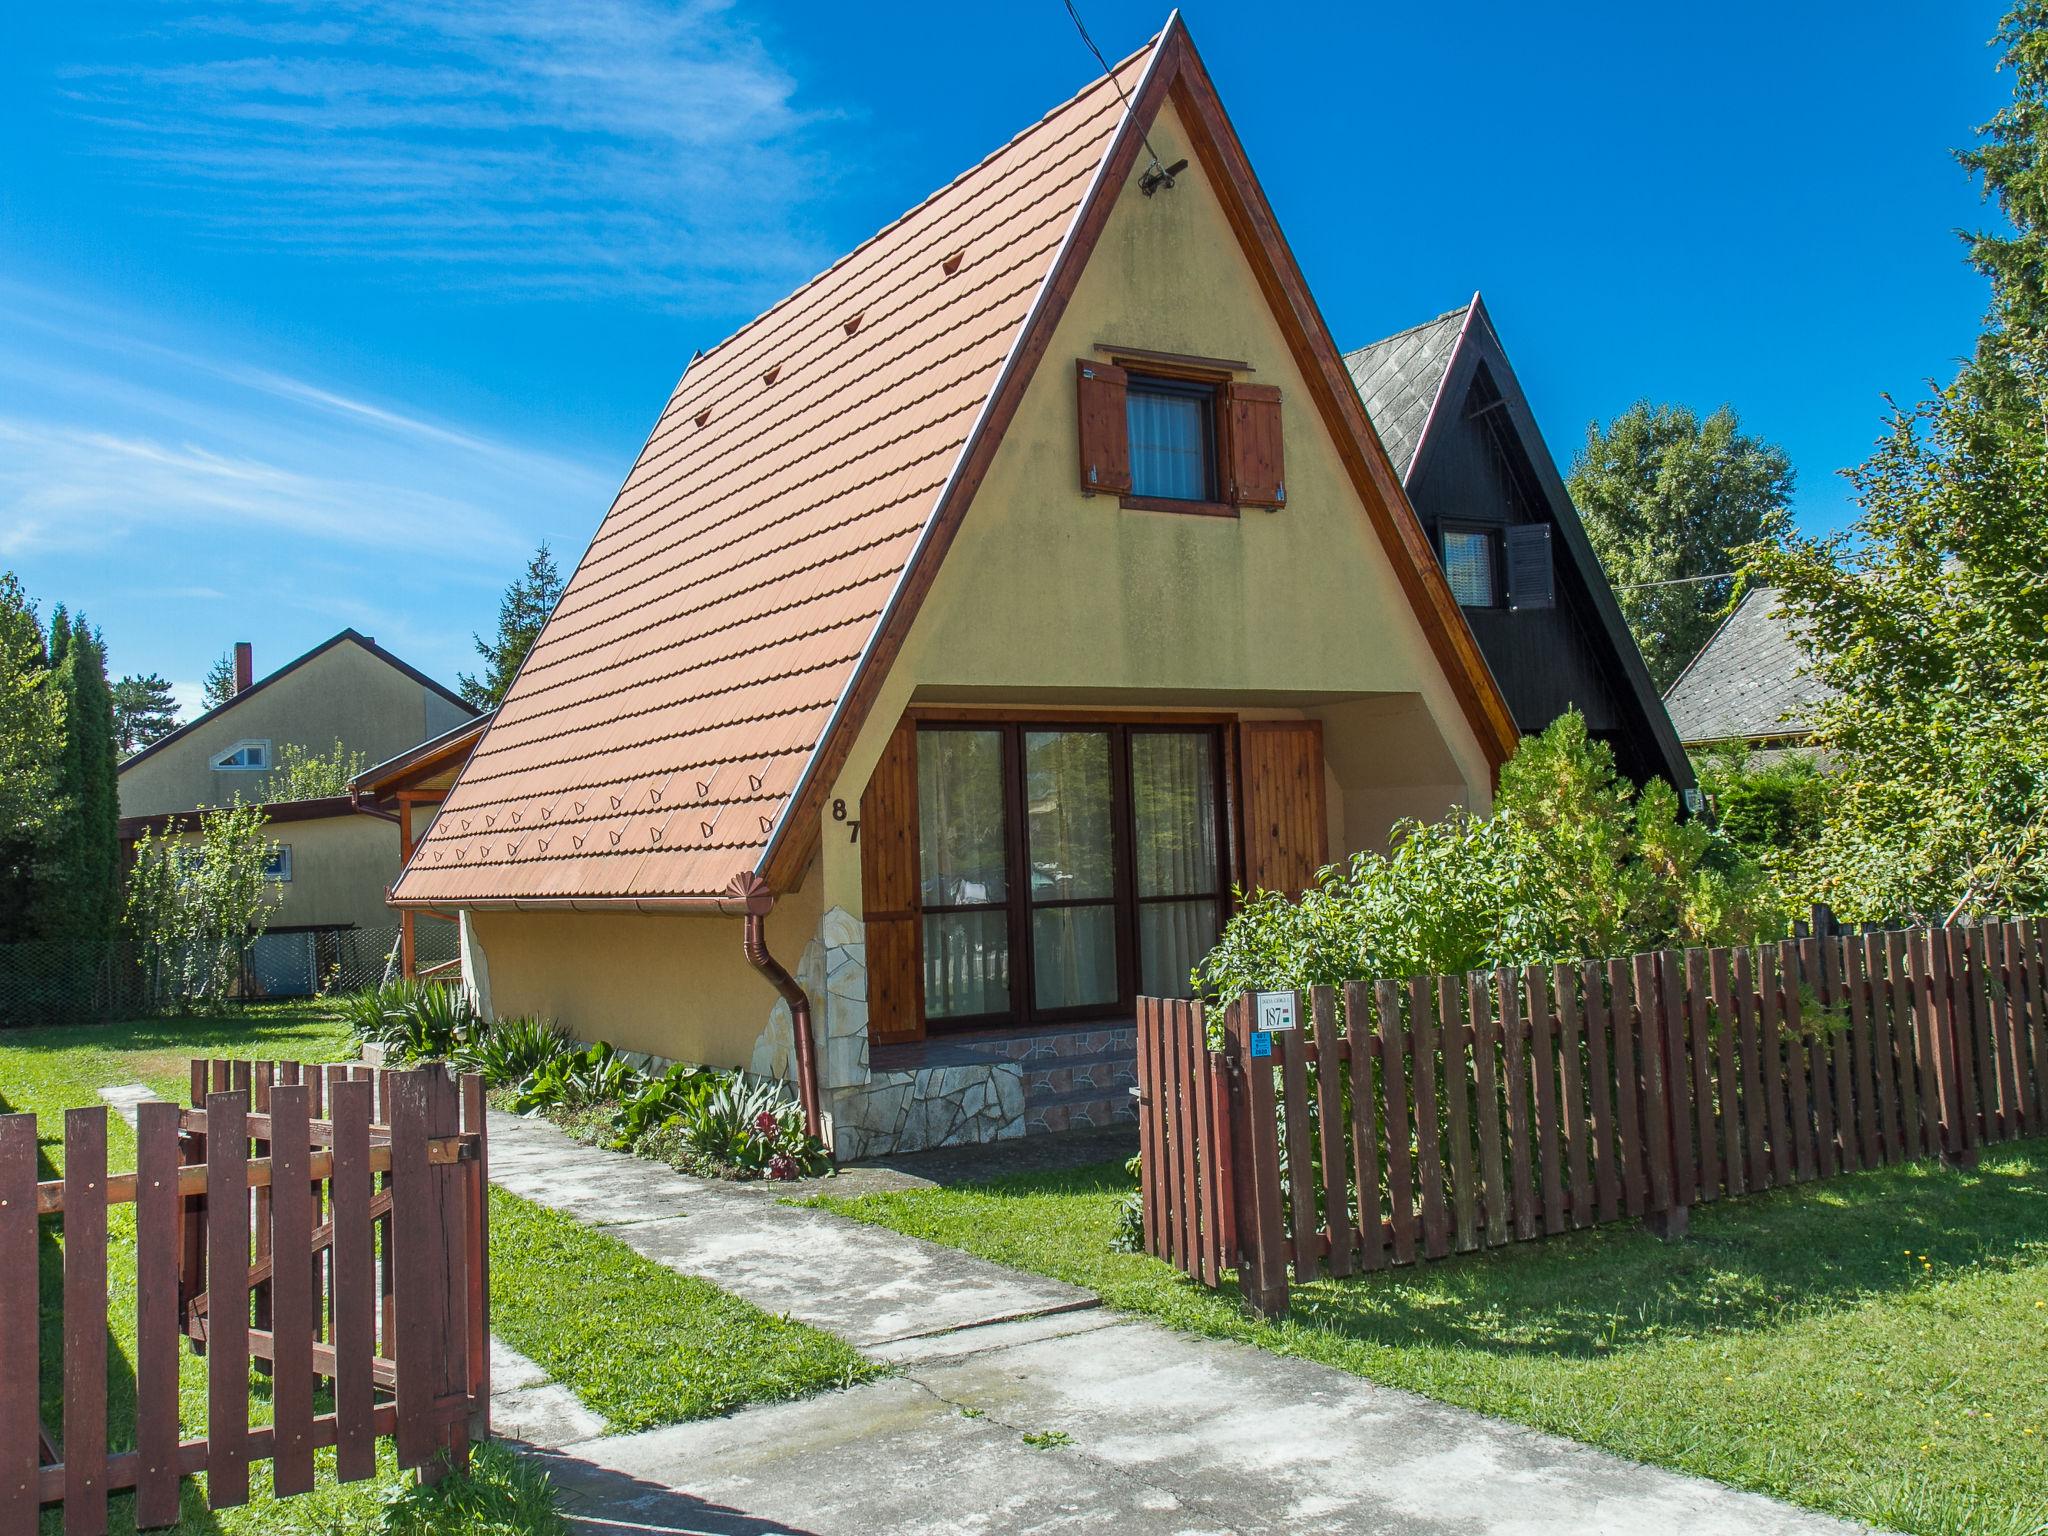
[393,38,1159,907]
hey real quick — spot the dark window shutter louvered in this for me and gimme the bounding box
[861,719,925,1044]
[1075,361,1131,495]
[1506,524,1554,610]
[1225,382,1285,507]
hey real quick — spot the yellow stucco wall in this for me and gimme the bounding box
[820,99,1495,915]
[159,810,405,932]
[466,874,822,1065]
[118,639,472,818]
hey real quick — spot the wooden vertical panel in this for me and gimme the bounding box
[1441,976,1479,1251]
[1469,974,1510,1246]
[62,1107,108,1536]
[2023,921,2039,1122]
[1998,921,2030,1135]
[1581,961,1620,1221]
[1607,957,1646,1217]
[1633,954,1674,1215]
[390,1072,436,1469]
[0,1115,37,1532]
[1710,947,1745,1198]
[328,1080,376,1483]
[1343,982,1386,1270]
[1656,951,1695,1209]
[1788,940,1827,1178]
[1279,1022,1317,1280]
[1154,1002,1182,1269]
[1376,980,1418,1264]
[1755,945,1796,1182]
[427,1068,471,1477]
[1223,381,1286,506]
[1074,359,1131,493]
[1524,965,1566,1236]
[1884,933,1917,1160]
[1135,999,1163,1259]
[1408,977,1449,1260]
[861,719,925,1044]
[252,1062,274,1361]
[1173,1004,1205,1277]
[1935,929,1975,1153]
[1735,947,1769,1191]
[1310,987,1353,1278]
[1552,963,1593,1227]
[133,1102,182,1530]
[205,1091,251,1508]
[1868,933,1902,1162]
[1232,998,1289,1313]
[1204,1045,1235,1288]
[1989,924,2023,1139]
[1825,939,1860,1171]
[460,1072,491,1442]
[1686,950,1720,1201]
[1910,930,1946,1156]
[1239,722,1329,897]
[1497,970,1537,1239]
[268,1085,315,1496]
[1846,939,1883,1168]
[1969,926,2004,1142]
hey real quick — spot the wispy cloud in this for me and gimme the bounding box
[54,0,840,303]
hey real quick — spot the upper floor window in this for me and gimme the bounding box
[264,845,293,882]
[211,739,271,771]
[1442,526,1499,608]
[1126,375,1217,502]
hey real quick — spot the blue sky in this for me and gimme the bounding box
[0,1,2013,716]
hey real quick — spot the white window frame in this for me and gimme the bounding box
[211,739,272,772]
[265,845,293,882]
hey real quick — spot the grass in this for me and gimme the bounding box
[813,1146,2048,1536]
[1,1006,880,1532]
[487,1187,882,1432]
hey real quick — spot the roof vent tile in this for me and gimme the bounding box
[844,312,865,336]
[761,364,781,386]
[693,407,712,428]
[941,250,964,276]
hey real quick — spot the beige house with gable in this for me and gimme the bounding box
[391,18,1517,1158]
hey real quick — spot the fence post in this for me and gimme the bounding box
[1221,996,1288,1316]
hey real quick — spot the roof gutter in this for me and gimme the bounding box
[384,894,745,913]
[725,873,825,1148]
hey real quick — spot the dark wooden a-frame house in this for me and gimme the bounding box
[1346,295,1693,795]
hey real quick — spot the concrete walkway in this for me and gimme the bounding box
[489,1112,1865,1536]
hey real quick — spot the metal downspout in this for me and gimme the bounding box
[726,873,825,1148]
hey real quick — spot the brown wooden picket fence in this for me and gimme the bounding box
[1136,916,2048,1314]
[1,1060,489,1533]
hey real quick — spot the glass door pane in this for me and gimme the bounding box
[1024,730,1119,1010]
[919,729,1010,1019]
[1131,731,1222,997]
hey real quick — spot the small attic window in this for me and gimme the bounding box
[761,364,781,386]
[941,250,964,276]
[843,312,864,336]
[211,739,271,771]
[693,407,712,428]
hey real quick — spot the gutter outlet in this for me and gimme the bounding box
[725,872,826,1150]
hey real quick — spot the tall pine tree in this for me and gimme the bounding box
[460,543,563,708]
[112,673,180,753]
[35,608,121,946]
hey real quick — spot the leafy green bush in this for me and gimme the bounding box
[1197,712,1782,1010]
[611,1062,717,1149]
[457,1015,571,1087]
[669,1076,829,1180]
[340,978,484,1062]
[509,1041,644,1113]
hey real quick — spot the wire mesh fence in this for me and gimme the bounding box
[0,920,461,1026]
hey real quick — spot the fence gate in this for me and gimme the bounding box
[1138,917,2048,1315]
[0,1060,490,1533]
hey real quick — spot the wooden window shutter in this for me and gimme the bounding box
[1505,524,1555,610]
[1075,360,1131,495]
[1225,382,1285,508]
[1239,720,1328,897]
[860,719,925,1044]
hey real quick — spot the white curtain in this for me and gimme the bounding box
[1131,732,1220,997]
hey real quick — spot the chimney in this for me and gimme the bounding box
[233,641,253,696]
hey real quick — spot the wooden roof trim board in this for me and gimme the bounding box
[1397,296,1479,484]
[755,14,1514,893]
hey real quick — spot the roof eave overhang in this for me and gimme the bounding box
[387,893,747,915]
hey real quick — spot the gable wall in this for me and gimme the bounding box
[820,99,1492,912]
[119,641,471,817]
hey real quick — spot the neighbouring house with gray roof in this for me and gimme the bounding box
[1663,585,1837,758]
[1346,295,1695,796]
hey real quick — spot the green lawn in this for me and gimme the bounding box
[0,1009,873,1533]
[813,1147,2048,1536]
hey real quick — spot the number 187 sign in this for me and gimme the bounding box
[1253,990,1297,1033]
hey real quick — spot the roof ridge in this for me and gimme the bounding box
[1343,300,1473,361]
[685,35,1160,377]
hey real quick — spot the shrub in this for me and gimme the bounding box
[611,1063,717,1149]
[671,1077,829,1180]
[509,1041,642,1114]
[340,979,485,1063]
[1196,711,1783,1010]
[456,1015,571,1087]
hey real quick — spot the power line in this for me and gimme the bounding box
[1061,0,1170,182]
[1615,571,1737,593]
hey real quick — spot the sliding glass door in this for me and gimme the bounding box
[916,720,1226,1029]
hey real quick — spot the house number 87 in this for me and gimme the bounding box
[831,798,860,842]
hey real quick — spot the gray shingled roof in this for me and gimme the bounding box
[1343,304,1470,479]
[1663,586,1836,747]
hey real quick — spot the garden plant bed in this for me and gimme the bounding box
[813,1143,2048,1536]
